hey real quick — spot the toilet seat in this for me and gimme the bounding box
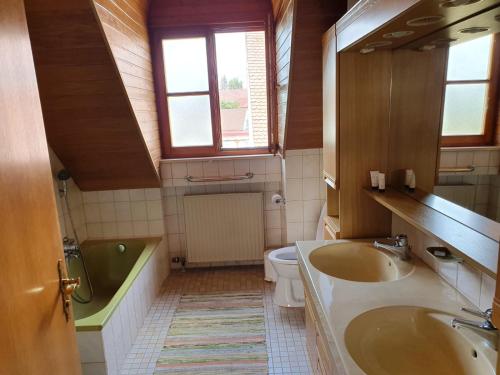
[268,246,297,265]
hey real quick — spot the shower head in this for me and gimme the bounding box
[57,169,71,181]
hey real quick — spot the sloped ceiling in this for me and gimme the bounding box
[24,0,160,191]
[274,0,346,152]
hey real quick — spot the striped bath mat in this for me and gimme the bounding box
[154,291,268,374]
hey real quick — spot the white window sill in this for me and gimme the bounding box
[441,145,500,152]
[160,153,276,163]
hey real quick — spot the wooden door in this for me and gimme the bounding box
[0,1,81,374]
[322,25,339,188]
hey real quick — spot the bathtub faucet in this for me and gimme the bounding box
[63,237,80,259]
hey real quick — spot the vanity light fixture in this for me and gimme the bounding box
[440,0,483,8]
[418,44,437,51]
[360,47,376,54]
[364,41,392,48]
[431,37,459,46]
[459,26,490,34]
[406,15,444,27]
[383,31,415,39]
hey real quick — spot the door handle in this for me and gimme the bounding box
[61,277,80,296]
[57,260,79,321]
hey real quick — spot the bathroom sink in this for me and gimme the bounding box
[308,242,413,282]
[345,306,495,375]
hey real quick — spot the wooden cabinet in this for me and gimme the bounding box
[304,284,336,374]
[322,25,339,189]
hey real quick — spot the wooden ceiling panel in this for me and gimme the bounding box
[24,0,160,191]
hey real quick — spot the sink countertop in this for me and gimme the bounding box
[296,239,496,375]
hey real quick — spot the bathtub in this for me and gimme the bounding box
[69,237,166,375]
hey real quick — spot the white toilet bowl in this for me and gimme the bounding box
[268,203,327,307]
[268,247,304,307]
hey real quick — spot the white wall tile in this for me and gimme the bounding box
[286,179,302,201]
[234,159,250,175]
[303,200,321,223]
[146,201,163,220]
[129,189,146,201]
[286,201,303,223]
[266,228,282,247]
[249,158,266,174]
[101,222,117,238]
[265,210,281,229]
[287,222,304,243]
[286,156,303,178]
[113,190,130,202]
[117,221,133,237]
[84,203,101,223]
[457,263,481,307]
[302,178,320,200]
[148,220,164,236]
[87,223,103,238]
[303,155,320,178]
[160,163,172,179]
[303,221,317,241]
[145,188,161,201]
[114,202,132,222]
[97,190,114,203]
[187,162,203,177]
[266,156,282,174]
[132,221,149,237]
[130,201,148,221]
[457,151,474,167]
[440,152,457,168]
[100,202,116,222]
[82,191,99,204]
[473,151,490,167]
[480,273,496,311]
[76,332,105,363]
[171,162,188,178]
[219,160,235,176]
[203,160,219,176]
[81,363,107,375]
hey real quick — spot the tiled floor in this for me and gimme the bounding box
[120,266,311,375]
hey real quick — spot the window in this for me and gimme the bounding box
[154,28,274,157]
[441,34,499,147]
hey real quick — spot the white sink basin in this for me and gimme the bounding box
[308,242,413,282]
[345,306,496,375]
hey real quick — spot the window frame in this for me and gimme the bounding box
[441,34,500,147]
[152,22,277,158]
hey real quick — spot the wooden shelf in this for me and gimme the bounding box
[365,188,498,277]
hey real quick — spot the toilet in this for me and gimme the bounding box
[268,203,326,307]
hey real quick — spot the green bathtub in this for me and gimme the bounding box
[68,237,161,331]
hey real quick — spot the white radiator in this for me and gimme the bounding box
[183,192,265,264]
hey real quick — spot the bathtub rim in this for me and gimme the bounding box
[73,236,162,332]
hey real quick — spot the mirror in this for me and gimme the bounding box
[387,5,500,233]
[434,32,500,223]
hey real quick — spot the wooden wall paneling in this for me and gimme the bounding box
[338,51,392,238]
[25,0,160,191]
[388,48,447,192]
[0,0,81,372]
[284,0,346,150]
[275,0,296,152]
[148,0,272,28]
[92,0,162,169]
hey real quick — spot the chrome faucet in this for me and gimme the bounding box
[373,234,411,261]
[63,237,80,260]
[452,307,498,350]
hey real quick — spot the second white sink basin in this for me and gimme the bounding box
[308,242,413,282]
[345,306,495,375]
